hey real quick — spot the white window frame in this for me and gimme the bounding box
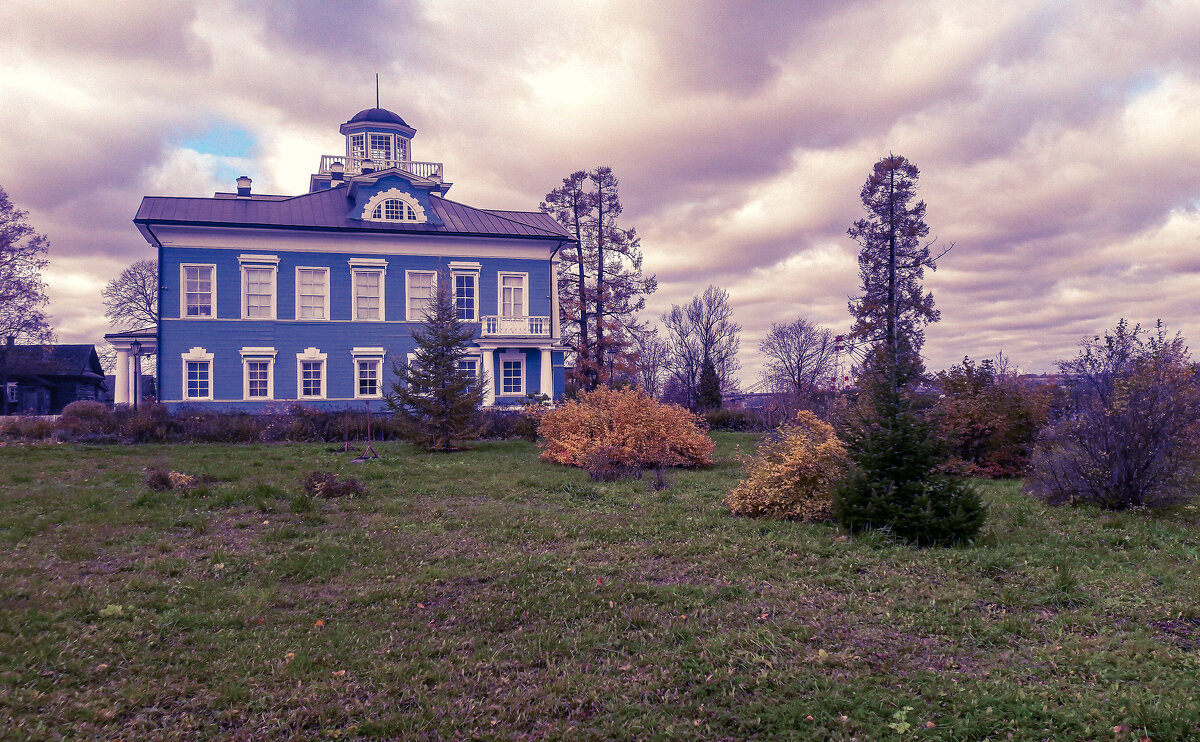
[6,381,18,403]
[180,264,216,319]
[349,258,387,321]
[498,272,529,318]
[181,346,215,401]
[239,254,279,320]
[368,132,393,161]
[456,352,481,382]
[349,133,365,158]
[405,270,437,321]
[499,350,525,397]
[351,347,386,399]
[296,347,328,400]
[240,347,276,401]
[450,262,481,322]
[294,267,330,321]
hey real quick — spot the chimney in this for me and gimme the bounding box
[361,158,375,174]
[236,175,252,197]
[330,161,344,184]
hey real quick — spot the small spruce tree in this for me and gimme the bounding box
[697,356,722,411]
[387,271,484,451]
[834,357,985,546]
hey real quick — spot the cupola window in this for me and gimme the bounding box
[369,133,393,161]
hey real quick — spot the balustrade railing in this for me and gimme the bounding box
[482,316,551,337]
[319,155,443,180]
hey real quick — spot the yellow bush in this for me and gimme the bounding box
[538,387,714,469]
[725,411,848,521]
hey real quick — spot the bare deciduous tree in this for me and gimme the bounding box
[662,285,740,408]
[759,317,836,397]
[103,259,158,329]
[0,186,53,343]
[631,328,669,399]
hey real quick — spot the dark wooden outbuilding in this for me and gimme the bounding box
[1,344,107,415]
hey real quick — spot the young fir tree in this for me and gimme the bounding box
[835,155,984,546]
[387,271,484,451]
[697,356,723,411]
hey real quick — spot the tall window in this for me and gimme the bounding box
[183,265,214,317]
[406,271,435,320]
[349,134,365,158]
[500,274,526,317]
[296,348,327,399]
[357,359,381,397]
[397,137,409,161]
[243,266,275,318]
[246,361,269,397]
[354,270,383,320]
[186,362,211,399]
[502,357,524,396]
[296,268,328,320]
[369,133,392,161]
[454,272,477,321]
[300,362,322,397]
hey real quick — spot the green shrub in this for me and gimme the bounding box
[725,411,847,521]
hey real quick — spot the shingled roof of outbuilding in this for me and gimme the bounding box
[6,344,104,378]
[135,187,571,240]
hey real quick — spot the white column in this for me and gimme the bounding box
[540,348,553,400]
[481,350,495,407]
[114,349,130,404]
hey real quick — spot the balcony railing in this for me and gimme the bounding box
[482,316,551,337]
[319,155,444,181]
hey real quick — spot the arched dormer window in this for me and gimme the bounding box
[362,188,427,223]
[373,199,415,221]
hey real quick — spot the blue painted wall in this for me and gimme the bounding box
[160,246,561,410]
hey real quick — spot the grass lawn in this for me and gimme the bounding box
[1,434,1199,740]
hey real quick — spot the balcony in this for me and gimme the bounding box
[481,316,551,337]
[319,155,444,181]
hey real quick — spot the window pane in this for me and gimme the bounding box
[455,274,476,320]
[408,272,434,318]
[350,134,365,158]
[355,270,381,319]
[247,360,269,398]
[185,266,213,317]
[501,275,524,317]
[186,361,210,398]
[301,361,323,397]
[298,269,326,319]
[245,267,273,318]
[369,134,392,161]
[456,358,478,379]
[502,359,522,394]
[358,360,379,397]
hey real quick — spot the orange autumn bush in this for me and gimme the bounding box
[725,410,848,521]
[538,387,714,470]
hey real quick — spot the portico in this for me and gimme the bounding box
[103,329,157,405]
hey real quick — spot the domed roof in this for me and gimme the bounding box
[346,108,409,126]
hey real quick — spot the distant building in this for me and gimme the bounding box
[1,344,107,415]
[129,107,572,410]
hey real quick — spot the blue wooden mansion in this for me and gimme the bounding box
[111,108,572,410]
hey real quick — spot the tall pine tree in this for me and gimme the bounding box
[541,166,656,390]
[387,270,484,451]
[835,155,984,546]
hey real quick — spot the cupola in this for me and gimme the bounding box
[340,107,416,166]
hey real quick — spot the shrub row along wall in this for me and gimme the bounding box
[0,401,539,444]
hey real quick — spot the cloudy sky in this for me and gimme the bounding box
[3,0,1200,383]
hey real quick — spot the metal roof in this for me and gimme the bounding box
[135,187,572,240]
[346,108,409,126]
